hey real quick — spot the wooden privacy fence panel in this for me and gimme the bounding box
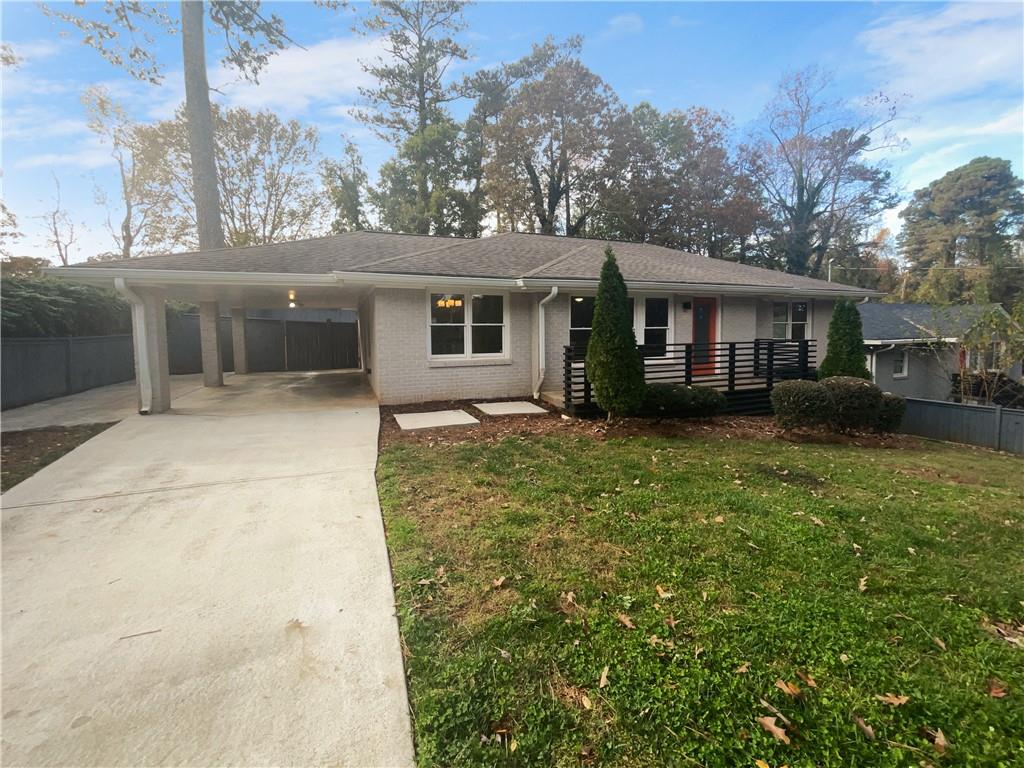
[900,398,1024,455]
[563,339,815,416]
[1,335,134,410]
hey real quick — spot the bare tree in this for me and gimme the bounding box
[37,177,78,266]
[742,67,902,276]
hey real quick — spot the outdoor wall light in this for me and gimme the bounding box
[573,296,585,302]
[288,301,297,308]
[288,289,296,301]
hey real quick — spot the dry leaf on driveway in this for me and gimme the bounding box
[875,693,910,706]
[756,716,790,744]
[616,612,635,629]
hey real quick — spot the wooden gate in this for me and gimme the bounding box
[284,320,359,371]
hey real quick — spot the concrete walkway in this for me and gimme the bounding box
[1,372,415,767]
[1,374,205,432]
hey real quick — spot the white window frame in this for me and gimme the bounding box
[772,300,811,341]
[892,348,909,379]
[426,289,510,360]
[635,294,673,357]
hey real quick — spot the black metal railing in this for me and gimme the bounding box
[563,338,816,415]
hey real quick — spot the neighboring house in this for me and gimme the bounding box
[49,231,873,412]
[858,302,1023,401]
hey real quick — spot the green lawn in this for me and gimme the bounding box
[377,432,1024,767]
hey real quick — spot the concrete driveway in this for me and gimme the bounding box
[1,372,414,767]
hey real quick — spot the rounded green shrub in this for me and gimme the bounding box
[770,379,833,429]
[642,383,726,419]
[875,392,907,433]
[821,376,884,432]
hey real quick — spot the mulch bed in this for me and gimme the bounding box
[377,399,920,451]
[1,423,115,492]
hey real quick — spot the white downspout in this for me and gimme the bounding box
[115,278,153,415]
[533,286,559,398]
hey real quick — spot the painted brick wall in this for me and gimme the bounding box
[372,287,534,404]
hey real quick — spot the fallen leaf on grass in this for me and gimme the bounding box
[932,636,946,651]
[775,679,802,698]
[616,612,635,629]
[925,727,949,754]
[599,666,609,688]
[795,670,817,688]
[580,693,593,710]
[875,693,910,706]
[735,661,751,674]
[854,716,875,741]
[491,576,507,589]
[810,516,826,526]
[858,576,868,593]
[907,547,917,556]
[713,515,725,524]
[656,584,674,599]
[496,647,512,662]
[756,716,790,744]
[987,679,1007,698]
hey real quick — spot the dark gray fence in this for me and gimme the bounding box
[900,398,1024,455]
[2,335,135,409]
[3,316,360,410]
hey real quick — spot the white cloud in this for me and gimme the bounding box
[859,3,1023,104]
[15,136,114,171]
[209,36,388,115]
[668,15,699,29]
[901,104,1024,146]
[599,13,644,41]
[3,107,89,142]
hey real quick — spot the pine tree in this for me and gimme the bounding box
[586,248,646,416]
[818,298,871,380]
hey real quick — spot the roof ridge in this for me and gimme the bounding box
[519,242,592,278]
[347,235,480,271]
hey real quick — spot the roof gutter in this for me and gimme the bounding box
[864,337,959,345]
[114,278,152,415]
[45,265,881,299]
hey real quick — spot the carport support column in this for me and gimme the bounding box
[230,307,248,374]
[118,282,171,414]
[199,301,223,387]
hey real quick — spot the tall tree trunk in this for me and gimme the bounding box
[181,0,226,251]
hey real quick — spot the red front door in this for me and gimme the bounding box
[692,297,717,376]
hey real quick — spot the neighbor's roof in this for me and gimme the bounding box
[58,230,872,296]
[858,302,999,343]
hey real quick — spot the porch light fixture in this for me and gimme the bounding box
[573,296,585,302]
[288,289,296,301]
[288,301,297,309]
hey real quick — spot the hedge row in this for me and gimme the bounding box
[771,377,906,433]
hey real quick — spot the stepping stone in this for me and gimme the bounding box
[394,409,479,431]
[473,401,548,416]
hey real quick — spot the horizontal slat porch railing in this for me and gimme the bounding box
[563,339,816,416]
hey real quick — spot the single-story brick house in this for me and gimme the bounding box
[50,231,875,413]
[859,302,1023,402]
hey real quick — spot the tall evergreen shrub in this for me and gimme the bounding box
[818,298,871,380]
[586,248,646,416]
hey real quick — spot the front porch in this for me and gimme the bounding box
[557,338,817,415]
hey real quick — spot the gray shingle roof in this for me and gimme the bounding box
[857,302,997,341]
[73,230,864,293]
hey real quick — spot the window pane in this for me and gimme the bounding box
[472,325,503,355]
[642,328,667,356]
[893,353,905,375]
[431,293,465,324]
[773,303,789,323]
[791,302,808,323]
[772,322,788,340]
[790,322,806,341]
[472,294,503,325]
[645,297,669,328]
[430,325,464,356]
[570,296,595,328]
[569,329,591,350]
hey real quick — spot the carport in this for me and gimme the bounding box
[64,270,369,414]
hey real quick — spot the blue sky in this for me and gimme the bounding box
[2,1,1022,263]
